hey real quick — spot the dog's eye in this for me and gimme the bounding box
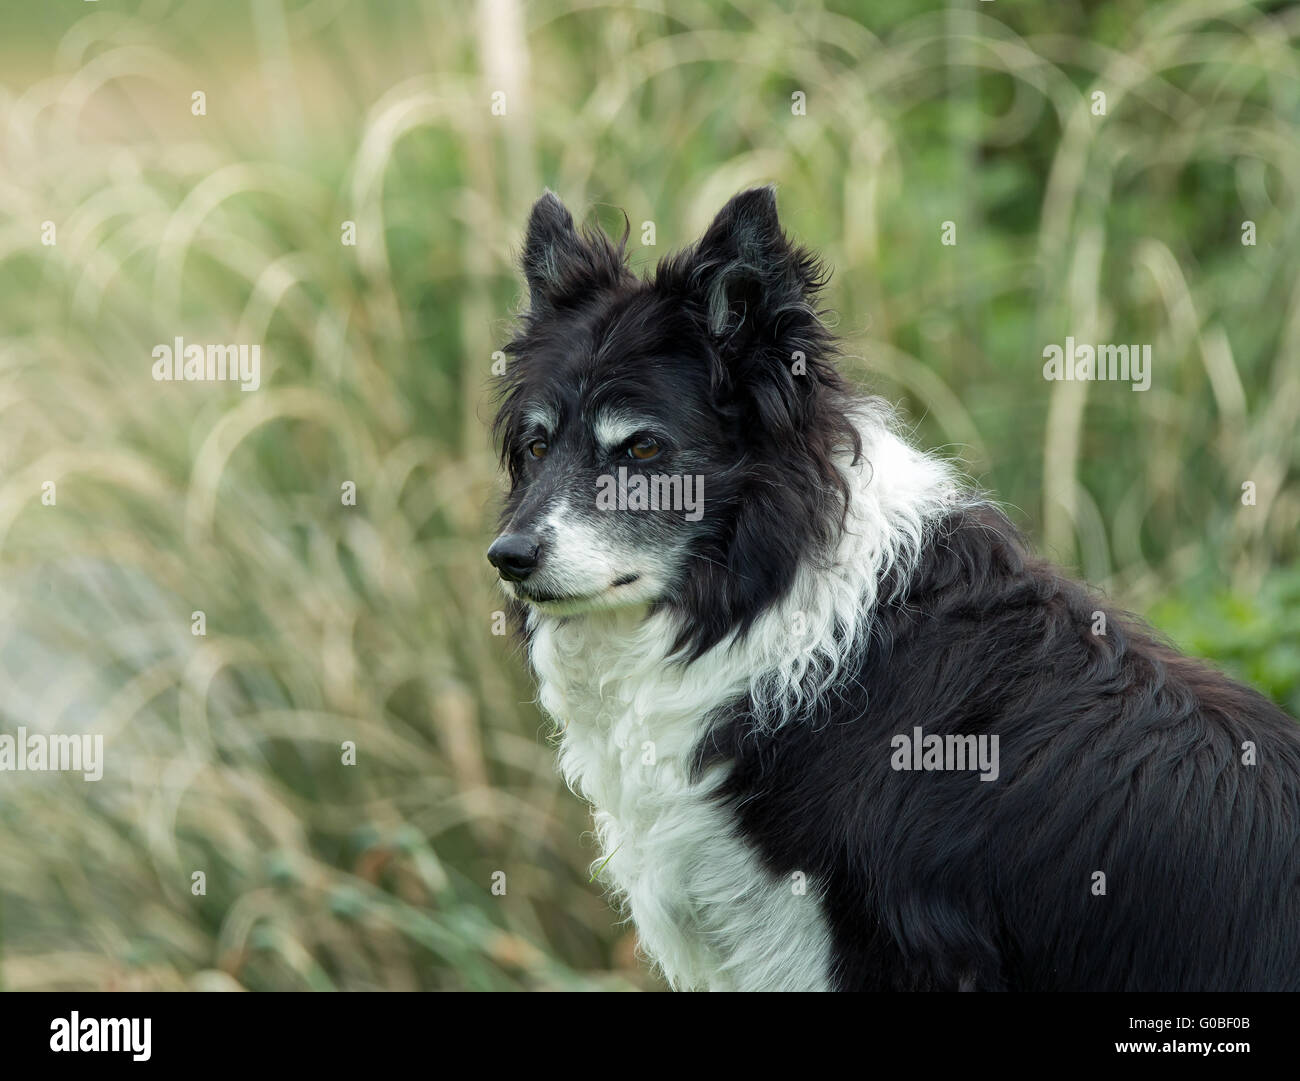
[627,437,660,461]
[528,439,549,459]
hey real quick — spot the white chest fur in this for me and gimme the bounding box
[532,609,835,991]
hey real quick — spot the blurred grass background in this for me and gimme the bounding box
[0,0,1296,990]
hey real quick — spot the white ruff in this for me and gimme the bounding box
[528,409,962,990]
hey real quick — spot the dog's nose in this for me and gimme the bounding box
[487,533,540,583]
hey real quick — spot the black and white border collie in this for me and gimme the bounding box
[488,186,1300,991]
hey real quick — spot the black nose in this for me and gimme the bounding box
[487,533,540,583]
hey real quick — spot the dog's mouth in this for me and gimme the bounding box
[514,573,641,606]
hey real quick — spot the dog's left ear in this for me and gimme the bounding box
[520,191,629,313]
[678,186,827,350]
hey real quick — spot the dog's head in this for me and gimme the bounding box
[490,187,860,656]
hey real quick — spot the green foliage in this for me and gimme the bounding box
[1149,566,1300,718]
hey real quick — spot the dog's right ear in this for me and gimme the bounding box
[520,191,628,311]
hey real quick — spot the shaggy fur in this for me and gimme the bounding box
[490,186,1300,991]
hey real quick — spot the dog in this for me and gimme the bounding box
[488,186,1300,991]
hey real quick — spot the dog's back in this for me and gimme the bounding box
[699,505,1300,990]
